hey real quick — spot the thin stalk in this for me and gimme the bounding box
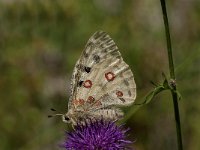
[160,0,183,150]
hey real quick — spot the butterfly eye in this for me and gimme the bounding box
[64,116,70,121]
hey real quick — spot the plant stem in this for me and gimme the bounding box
[160,0,183,150]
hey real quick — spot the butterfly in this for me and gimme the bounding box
[50,31,136,125]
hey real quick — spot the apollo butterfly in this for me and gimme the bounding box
[50,31,136,125]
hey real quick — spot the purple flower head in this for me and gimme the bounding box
[62,119,132,150]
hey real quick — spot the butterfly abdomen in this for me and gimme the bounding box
[92,108,124,120]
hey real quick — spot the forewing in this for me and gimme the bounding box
[68,31,136,112]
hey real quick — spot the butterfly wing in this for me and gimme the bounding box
[68,31,136,114]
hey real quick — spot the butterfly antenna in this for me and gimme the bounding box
[48,113,63,118]
[50,108,57,111]
[48,108,64,118]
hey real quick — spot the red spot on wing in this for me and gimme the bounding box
[87,96,95,104]
[73,99,85,106]
[73,99,79,106]
[105,72,115,81]
[79,99,85,105]
[94,100,102,107]
[83,80,93,88]
[116,91,123,97]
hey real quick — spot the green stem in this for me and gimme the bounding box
[160,0,183,150]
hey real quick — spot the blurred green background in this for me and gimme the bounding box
[0,0,199,150]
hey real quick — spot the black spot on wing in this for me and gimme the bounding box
[83,51,89,58]
[78,81,84,87]
[124,79,129,86]
[119,98,125,103]
[84,67,91,73]
[128,91,132,96]
[76,64,83,70]
[93,55,100,63]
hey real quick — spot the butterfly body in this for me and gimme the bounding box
[64,31,136,125]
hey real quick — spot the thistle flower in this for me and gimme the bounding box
[61,119,132,150]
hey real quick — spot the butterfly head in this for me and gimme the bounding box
[48,108,72,124]
[62,114,71,123]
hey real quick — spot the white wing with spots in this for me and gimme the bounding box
[68,31,136,120]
